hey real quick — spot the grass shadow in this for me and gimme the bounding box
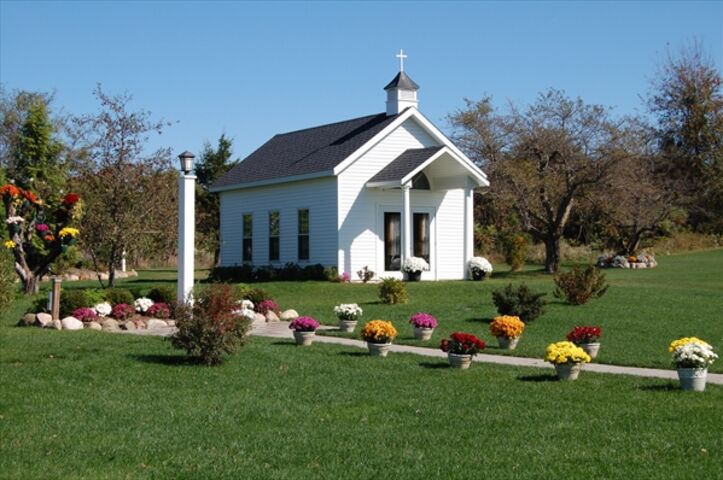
[129,354,198,366]
[517,373,559,382]
[270,341,295,347]
[636,383,680,392]
[419,361,451,369]
[338,351,368,357]
[124,278,176,284]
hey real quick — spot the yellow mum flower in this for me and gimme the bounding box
[3,240,16,249]
[544,341,591,365]
[361,320,398,343]
[668,337,711,352]
[58,227,80,239]
[490,315,525,339]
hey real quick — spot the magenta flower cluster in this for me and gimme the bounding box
[36,223,49,233]
[147,303,171,319]
[111,303,135,320]
[337,272,351,283]
[409,312,438,329]
[256,299,280,315]
[72,307,97,322]
[288,316,320,332]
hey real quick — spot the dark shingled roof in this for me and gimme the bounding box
[384,71,420,91]
[212,112,399,189]
[368,146,443,184]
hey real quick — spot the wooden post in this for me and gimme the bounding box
[51,277,62,321]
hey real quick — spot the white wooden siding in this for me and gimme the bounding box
[219,177,338,266]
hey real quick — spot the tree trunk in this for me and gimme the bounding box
[544,234,561,274]
[23,274,40,295]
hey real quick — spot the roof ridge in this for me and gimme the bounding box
[274,112,388,137]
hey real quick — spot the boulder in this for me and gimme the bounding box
[265,311,280,323]
[165,320,176,328]
[34,313,53,328]
[19,313,36,327]
[51,319,63,330]
[280,309,299,321]
[135,319,147,329]
[87,321,102,331]
[121,321,136,331]
[147,319,168,329]
[254,313,266,324]
[66,274,79,281]
[61,316,84,330]
[102,318,120,331]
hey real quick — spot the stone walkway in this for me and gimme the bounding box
[125,320,723,385]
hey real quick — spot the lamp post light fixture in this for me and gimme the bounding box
[177,150,196,305]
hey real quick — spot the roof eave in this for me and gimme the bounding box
[210,170,334,193]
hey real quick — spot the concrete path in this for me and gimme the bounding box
[122,320,723,385]
[251,320,723,385]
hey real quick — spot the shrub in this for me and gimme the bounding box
[500,233,529,271]
[111,303,135,320]
[301,264,326,281]
[208,263,329,283]
[279,262,302,281]
[84,288,107,306]
[324,266,339,281]
[105,288,134,306]
[491,283,546,323]
[0,249,16,317]
[147,285,176,305]
[256,299,280,315]
[170,283,253,365]
[147,302,171,319]
[243,288,271,306]
[59,289,90,317]
[379,277,408,304]
[357,266,375,283]
[553,265,608,305]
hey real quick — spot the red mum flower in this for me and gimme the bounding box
[62,193,80,205]
[22,189,39,203]
[0,184,21,198]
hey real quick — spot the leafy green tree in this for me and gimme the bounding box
[195,134,237,265]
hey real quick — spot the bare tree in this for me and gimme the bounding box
[451,89,631,272]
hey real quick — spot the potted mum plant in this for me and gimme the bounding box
[544,341,591,380]
[489,315,525,350]
[361,320,398,357]
[567,326,602,359]
[402,256,429,281]
[409,312,438,341]
[440,332,486,369]
[467,256,493,281]
[334,303,363,332]
[669,337,718,392]
[288,316,321,346]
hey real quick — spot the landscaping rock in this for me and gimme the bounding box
[166,320,176,327]
[265,311,280,322]
[280,309,299,321]
[61,316,84,330]
[51,319,62,330]
[87,321,102,331]
[20,313,36,327]
[147,319,168,329]
[102,319,120,331]
[66,274,79,281]
[121,321,136,331]
[135,319,147,329]
[34,313,53,328]
[254,313,266,324]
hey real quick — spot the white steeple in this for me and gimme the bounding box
[384,49,420,116]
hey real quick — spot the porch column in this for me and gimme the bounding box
[464,185,474,278]
[402,183,412,259]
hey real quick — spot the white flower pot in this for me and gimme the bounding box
[338,319,358,332]
[554,362,583,380]
[578,342,601,359]
[293,330,315,346]
[367,342,392,357]
[677,367,707,392]
[413,326,434,341]
[447,353,473,369]
[497,336,520,350]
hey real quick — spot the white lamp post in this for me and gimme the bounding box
[177,150,196,304]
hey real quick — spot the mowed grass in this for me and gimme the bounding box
[260,249,723,373]
[1,320,721,479]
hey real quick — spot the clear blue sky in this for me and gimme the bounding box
[1,1,721,162]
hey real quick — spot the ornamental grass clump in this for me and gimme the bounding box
[544,341,591,365]
[379,277,408,304]
[567,326,602,344]
[553,265,608,305]
[669,337,718,369]
[289,316,320,332]
[361,320,398,344]
[440,332,487,356]
[409,312,438,329]
[170,283,253,366]
[489,315,525,339]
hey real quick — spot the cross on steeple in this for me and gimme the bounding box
[396,49,408,72]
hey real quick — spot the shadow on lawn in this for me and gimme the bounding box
[419,361,450,369]
[636,383,680,392]
[338,351,369,357]
[129,354,198,366]
[517,373,559,382]
[464,316,494,325]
